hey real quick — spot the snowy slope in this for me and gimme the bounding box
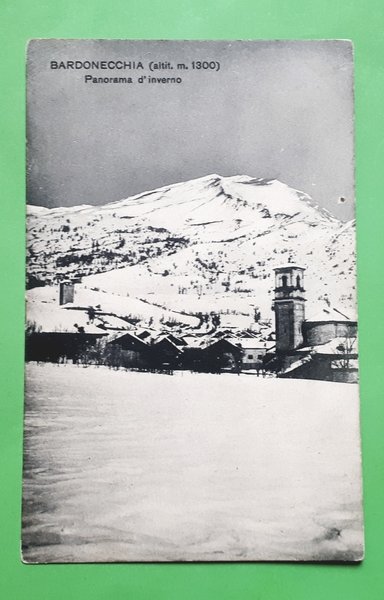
[26,174,357,329]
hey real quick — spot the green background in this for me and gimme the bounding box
[1,1,383,598]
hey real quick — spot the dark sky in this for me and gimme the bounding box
[27,40,354,220]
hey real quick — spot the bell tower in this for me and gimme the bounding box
[273,265,306,353]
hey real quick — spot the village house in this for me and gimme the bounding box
[200,338,243,373]
[26,269,358,381]
[151,335,185,370]
[237,338,275,371]
[105,331,152,369]
[25,330,107,363]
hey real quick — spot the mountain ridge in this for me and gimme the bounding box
[26,174,357,327]
[27,173,341,223]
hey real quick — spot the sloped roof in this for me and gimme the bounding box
[183,337,210,349]
[153,336,183,351]
[305,305,356,323]
[299,336,358,355]
[204,338,243,352]
[237,338,275,350]
[135,327,156,338]
[105,330,149,347]
[281,354,313,374]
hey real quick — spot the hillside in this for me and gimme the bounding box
[26,174,357,330]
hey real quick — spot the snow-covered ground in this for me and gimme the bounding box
[22,364,364,562]
[26,284,199,332]
[27,174,357,330]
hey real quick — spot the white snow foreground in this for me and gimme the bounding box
[22,364,364,563]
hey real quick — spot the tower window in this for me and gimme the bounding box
[282,275,287,287]
[296,275,301,288]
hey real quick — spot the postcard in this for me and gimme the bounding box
[23,39,363,562]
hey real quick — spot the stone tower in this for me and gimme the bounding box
[59,281,75,306]
[273,265,306,353]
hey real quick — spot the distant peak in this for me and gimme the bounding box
[199,173,222,180]
[225,175,277,186]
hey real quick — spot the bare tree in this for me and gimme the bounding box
[332,332,357,371]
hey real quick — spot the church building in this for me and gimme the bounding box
[272,265,358,382]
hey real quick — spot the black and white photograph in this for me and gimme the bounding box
[23,39,364,562]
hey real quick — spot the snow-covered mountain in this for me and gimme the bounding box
[26,174,357,329]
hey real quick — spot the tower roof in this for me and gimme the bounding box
[273,264,306,272]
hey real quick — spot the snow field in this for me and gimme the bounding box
[23,363,363,562]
